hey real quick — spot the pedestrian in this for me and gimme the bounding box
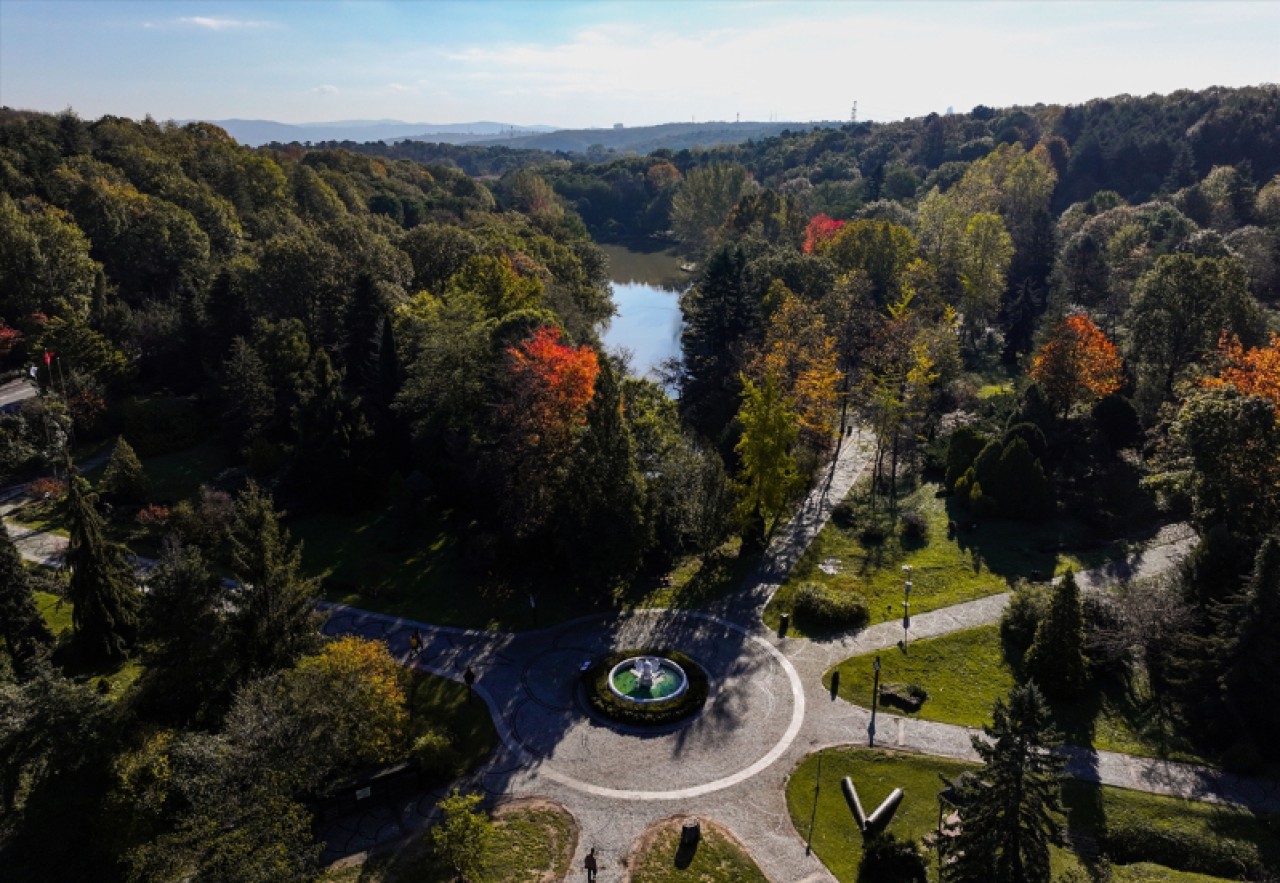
[464,665,476,702]
[584,847,598,881]
[408,629,422,659]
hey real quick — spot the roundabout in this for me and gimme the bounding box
[502,610,806,800]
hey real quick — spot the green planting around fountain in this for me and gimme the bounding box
[584,649,709,727]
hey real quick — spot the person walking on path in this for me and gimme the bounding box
[408,628,422,659]
[584,847,598,881]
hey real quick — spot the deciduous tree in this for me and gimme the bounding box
[1029,313,1123,416]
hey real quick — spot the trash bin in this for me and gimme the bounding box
[779,613,790,636]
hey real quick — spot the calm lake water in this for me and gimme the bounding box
[598,242,691,380]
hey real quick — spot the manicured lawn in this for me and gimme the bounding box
[320,799,576,882]
[32,589,145,696]
[628,817,769,883]
[766,481,1136,635]
[825,624,1209,764]
[620,540,757,612]
[405,672,498,775]
[7,500,69,536]
[1112,863,1235,882]
[295,506,580,631]
[785,747,1279,882]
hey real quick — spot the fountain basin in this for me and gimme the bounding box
[608,655,689,704]
[583,648,709,727]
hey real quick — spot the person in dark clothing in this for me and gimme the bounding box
[584,847,598,881]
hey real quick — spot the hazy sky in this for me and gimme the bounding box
[2,1,1277,127]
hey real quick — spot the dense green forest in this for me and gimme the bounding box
[3,83,1280,880]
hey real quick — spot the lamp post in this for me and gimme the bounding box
[901,564,913,647]
[869,654,881,745]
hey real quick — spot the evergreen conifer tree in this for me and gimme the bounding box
[227,482,321,678]
[952,683,1065,883]
[1216,537,1280,760]
[1025,570,1088,698]
[64,474,139,663]
[0,525,52,679]
[99,436,150,504]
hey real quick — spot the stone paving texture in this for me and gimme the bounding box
[3,433,1274,882]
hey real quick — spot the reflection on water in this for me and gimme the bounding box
[597,242,691,382]
[602,281,683,379]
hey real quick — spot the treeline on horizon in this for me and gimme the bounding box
[3,82,1280,880]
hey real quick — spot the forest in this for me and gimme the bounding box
[2,82,1280,880]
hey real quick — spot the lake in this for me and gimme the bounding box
[598,242,691,381]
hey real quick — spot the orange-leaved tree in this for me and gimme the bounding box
[1030,313,1123,416]
[1204,331,1280,410]
[505,325,600,460]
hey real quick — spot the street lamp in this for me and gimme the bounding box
[901,565,913,647]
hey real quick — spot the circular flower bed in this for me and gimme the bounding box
[583,649,709,727]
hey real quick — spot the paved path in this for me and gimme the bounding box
[5,438,1273,881]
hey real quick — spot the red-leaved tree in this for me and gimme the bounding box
[1030,313,1123,416]
[802,213,845,254]
[505,325,599,460]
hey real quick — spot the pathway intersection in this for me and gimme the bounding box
[3,433,1274,881]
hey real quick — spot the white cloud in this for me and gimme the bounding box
[311,85,339,95]
[179,16,271,32]
[385,83,412,94]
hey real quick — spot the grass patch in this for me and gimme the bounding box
[320,799,576,883]
[785,747,1278,882]
[628,817,769,883]
[405,672,497,776]
[766,481,1133,635]
[136,442,230,502]
[34,589,72,638]
[32,590,145,697]
[826,624,1210,764]
[621,540,756,612]
[7,500,69,536]
[1111,864,1236,882]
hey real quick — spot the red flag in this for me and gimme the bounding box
[43,350,54,367]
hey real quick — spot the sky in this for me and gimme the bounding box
[2,1,1277,128]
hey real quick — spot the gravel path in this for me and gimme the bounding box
[4,438,1273,882]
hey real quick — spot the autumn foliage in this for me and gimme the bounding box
[505,325,600,454]
[802,212,845,254]
[293,636,409,766]
[1030,314,1123,414]
[1205,332,1280,409]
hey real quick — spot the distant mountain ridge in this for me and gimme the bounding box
[189,117,840,154]
[189,118,557,147]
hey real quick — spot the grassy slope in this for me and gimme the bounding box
[786,747,1275,883]
[826,624,1208,763]
[766,481,1139,636]
[320,801,576,882]
[629,819,770,883]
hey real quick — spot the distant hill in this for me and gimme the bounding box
[190,118,556,147]
[463,120,843,154]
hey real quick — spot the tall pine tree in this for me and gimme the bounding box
[64,474,139,663]
[951,683,1065,883]
[1215,537,1280,761]
[227,482,321,678]
[0,525,52,679]
[1025,570,1088,698]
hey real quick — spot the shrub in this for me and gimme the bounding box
[793,581,869,631]
[859,518,891,546]
[859,832,927,882]
[411,729,464,785]
[134,503,170,527]
[831,501,857,528]
[1001,580,1050,657]
[1102,812,1270,879]
[583,649,709,727]
[945,426,988,490]
[899,510,928,543]
[28,475,66,501]
[878,682,928,712]
[1093,393,1141,450]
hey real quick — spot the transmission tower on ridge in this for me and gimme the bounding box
[850,101,858,124]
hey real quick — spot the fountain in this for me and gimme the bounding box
[608,654,689,704]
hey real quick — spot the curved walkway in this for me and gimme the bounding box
[4,437,1273,882]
